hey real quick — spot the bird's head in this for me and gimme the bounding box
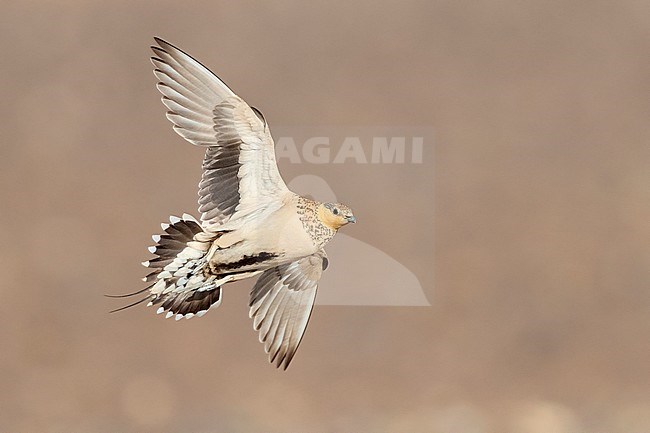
[318,202,356,230]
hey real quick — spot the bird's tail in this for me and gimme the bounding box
[108,214,224,319]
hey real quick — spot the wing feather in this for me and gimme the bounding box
[151,38,289,228]
[249,251,327,369]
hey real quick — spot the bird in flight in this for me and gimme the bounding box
[109,38,356,369]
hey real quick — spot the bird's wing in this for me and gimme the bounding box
[151,38,290,228]
[249,250,329,369]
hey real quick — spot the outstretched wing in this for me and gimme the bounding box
[249,250,328,369]
[151,38,289,228]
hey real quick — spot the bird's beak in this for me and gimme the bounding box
[346,215,357,224]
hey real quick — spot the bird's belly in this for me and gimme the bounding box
[209,215,316,274]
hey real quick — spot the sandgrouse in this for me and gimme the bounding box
[110,38,356,369]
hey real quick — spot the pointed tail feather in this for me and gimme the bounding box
[108,214,224,319]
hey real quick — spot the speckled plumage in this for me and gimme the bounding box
[296,196,337,249]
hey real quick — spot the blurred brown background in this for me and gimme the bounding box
[1,1,649,432]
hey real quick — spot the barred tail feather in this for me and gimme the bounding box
[141,213,223,320]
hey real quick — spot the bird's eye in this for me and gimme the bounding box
[333,208,339,215]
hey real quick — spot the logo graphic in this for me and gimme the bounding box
[288,174,430,306]
[274,126,429,164]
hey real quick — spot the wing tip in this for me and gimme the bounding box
[150,36,237,96]
[153,37,173,52]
